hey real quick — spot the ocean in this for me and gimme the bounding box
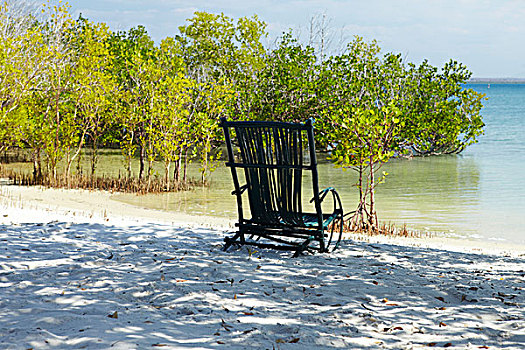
[113,83,525,245]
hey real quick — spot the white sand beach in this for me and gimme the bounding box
[0,185,524,349]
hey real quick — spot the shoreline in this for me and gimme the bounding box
[1,184,523,258]
[0,184,233,230]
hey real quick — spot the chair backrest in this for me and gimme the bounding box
[220,118,323,227]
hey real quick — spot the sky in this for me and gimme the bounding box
[67,0,525,78]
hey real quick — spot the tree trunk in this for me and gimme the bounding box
[164,160,171,191]
[32,148,42,182]
[52,163,57,184]
[126,151,132,179]
[201,152,207,184]
[65,147,72,187]
[174,147,182,183]
[125,131,134,179]
[368,156,378,230]
[91,138,98,178]
[358,164,366,229]
[173,157,180,183]
[183,147,189,183]
[76,149,83,175]
[139,144,145,180]
[49,86,64,184]
[147,137,155,188]
[348,163,368,231]
[147,157,153,189]
[201,136,210,184]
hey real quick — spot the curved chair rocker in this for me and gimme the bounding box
[220,118,344,257]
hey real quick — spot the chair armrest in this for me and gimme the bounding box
[310,187,344,216]
[231,184,248,196]
[310,187,335,203]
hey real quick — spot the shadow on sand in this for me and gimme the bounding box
[0,219,523,349]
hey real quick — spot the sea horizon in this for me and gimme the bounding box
[468,78,525,84]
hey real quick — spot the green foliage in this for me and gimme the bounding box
[316,36,485,229]
[175,11,265,181]
[402,59,486,155]
[0,0,46,153]
[0,4,485,204]
[68,17,117,177]
[325,102,402,229]
[248,33,321,122]
[176,11,266,81]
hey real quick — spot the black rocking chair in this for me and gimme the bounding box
[220,118,344,257]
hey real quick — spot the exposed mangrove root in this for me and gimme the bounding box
[0,169,201,194]
[329,219,430,239]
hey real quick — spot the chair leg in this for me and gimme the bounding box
[334,213,343,251]
[292,236,314,258]
[223,232,243,251]
[319,234,327,253]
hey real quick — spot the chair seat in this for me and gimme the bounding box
[247,212,339,229]
[301,213,340,228]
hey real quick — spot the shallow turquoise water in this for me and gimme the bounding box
[114,84,525,245]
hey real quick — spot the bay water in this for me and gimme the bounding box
[113,84,525,245]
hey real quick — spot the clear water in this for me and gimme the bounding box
[113,84,525,245]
